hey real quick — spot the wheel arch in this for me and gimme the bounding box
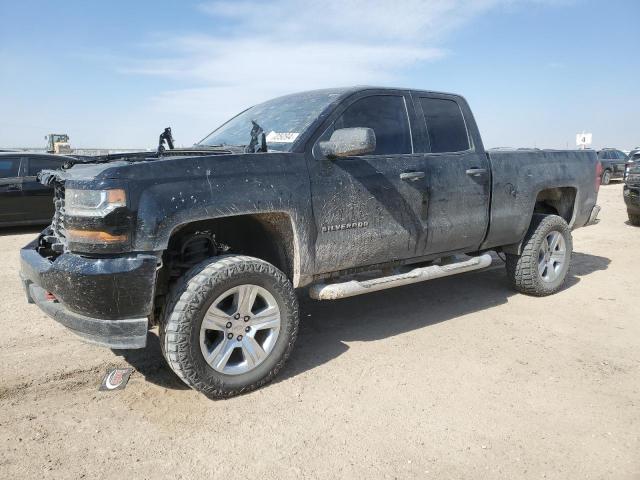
[532,186,577,225]
[163,212,301,287]
[502,187,576,255]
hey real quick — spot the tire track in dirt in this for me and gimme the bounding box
[1,365,109,402]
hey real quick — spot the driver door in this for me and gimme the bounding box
[305,91,430,274]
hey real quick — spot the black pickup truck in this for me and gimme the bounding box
[623,152,640,225]
[20,87,602,398]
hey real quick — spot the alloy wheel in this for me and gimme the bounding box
[199,284,281,375]
[537,231,566,283]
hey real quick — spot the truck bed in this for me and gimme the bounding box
[481,149,598,251]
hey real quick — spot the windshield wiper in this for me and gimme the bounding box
[158,127,175,153]
[192,144,228,149]
[244,120,267,153]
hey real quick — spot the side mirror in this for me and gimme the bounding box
[318,127,376,159]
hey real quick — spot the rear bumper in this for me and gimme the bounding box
[584,204,601,226]
[20,236,159,349]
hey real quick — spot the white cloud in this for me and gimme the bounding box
[197,0,499,43]
[122,0,529,133]
[0,0,582,149]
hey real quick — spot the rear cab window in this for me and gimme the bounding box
[0,158,20,178]
[418,97,471,153]
[315,94,413,156]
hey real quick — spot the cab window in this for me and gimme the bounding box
[419,97,470,153]
[0,158,20,178]
[320,95,413,155]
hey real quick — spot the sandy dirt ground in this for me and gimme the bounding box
[0,184,638,479]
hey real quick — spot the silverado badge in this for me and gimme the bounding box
[322,221,369,233]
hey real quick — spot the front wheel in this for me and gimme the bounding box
[629,213,640,226]
[160,255,299,398]
[506,215,573,296]
[601,170,612,185]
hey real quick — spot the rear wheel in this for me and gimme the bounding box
[160,255,299,398]
[601,170,612,185]
[506,215,572,296]
[629,213,640,226]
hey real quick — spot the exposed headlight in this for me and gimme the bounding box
[65,188,126,217]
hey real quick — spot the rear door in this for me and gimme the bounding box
[599,150,614,171]
[614,150,628,175]
[0,156,26,224]
[412,93,491,254]
[306,90,431,274]
[21,156,62,222]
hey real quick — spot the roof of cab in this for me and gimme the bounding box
[273,86,461,102]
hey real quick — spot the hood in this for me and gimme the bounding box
[39,147,246,185]
[38,148,288,186]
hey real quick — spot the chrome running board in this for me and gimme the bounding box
[309,253,493,300]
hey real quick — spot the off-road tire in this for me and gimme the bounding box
[505,214,573,296]
[628,213,640,226]
[160,255,299,398]
[601,170,612,185]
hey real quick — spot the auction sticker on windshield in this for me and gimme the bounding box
[266,131,299,143]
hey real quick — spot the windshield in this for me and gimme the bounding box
[197,90,342,152]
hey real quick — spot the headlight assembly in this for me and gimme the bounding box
[63,188,130,248]
[65,188,126,217]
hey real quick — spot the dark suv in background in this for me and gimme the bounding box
[0,152,75,227]
[624,150,640,226]
[597,148,628,185]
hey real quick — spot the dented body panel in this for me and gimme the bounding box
[19,86,600,348]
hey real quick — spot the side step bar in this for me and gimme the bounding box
[309,253,493,300]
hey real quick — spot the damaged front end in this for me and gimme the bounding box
[19,169,158,349]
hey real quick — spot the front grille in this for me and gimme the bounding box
[52,183,66,240]
[42,182,67,254]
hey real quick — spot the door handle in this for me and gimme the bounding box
[400,171,425,181]
[466,168,487,177]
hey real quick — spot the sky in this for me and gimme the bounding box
[0,0,638,150]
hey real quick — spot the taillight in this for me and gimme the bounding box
[595,161,603,192]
